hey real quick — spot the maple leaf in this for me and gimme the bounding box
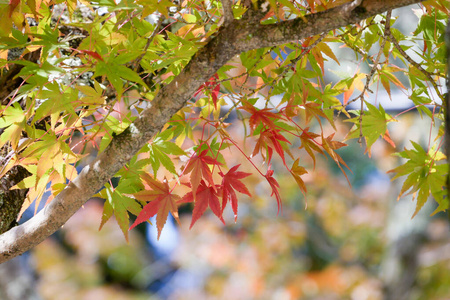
[219,164,252,221]
[265,169,282,215]
[193,74,220,109]
[129,173,180,239]
[77,49,104,62]
[290,158,308,197]
[183,149,222,198]
[302,102,330,127]
[8,0,20,17]
[98,182,142,242]
[378,65,406,99]
[322,133,352,184]
[345,103,396,156]
[238,101,282,133]
[252,129,291,165]
[299,127,323,168]
[148,136,185,175]
[387,142,448,217]
[178,180,224,229]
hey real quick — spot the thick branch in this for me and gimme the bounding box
[221,0,234,25]
[235,0,424,52]
[0,0,425,263]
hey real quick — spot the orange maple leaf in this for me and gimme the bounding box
[129,173,180,239]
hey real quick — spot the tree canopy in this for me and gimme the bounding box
[0,0,448,262]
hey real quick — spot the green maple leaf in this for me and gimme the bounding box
[99,182,142,241]
[388,142,448,217]
[148,136,185,175]
[346,102,395,153]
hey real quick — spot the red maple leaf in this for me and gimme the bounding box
[129,173,180,239]
[252,129,291,165]
[193,74,220,109]
[219,164,252,221]
[265,168,282,215]
[78,49,104,61]
[8,0,20,17]
[238,102,282,133]
[184,149,222,198]
[178,180,224,229]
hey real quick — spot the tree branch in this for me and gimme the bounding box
[221,0,234,25]
[234,0,425,52]
[386,28,445,104]
[0,0,425,263]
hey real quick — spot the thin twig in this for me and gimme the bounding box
[354,10,391,143]
[249,33,327,96]
[133,15,165,71]
[386,28,445,103]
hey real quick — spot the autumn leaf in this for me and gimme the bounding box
[265,169,282,215]
[129,173,180,239]
[183,149,222,197]
[321,133,351,184]
[8,0,20,17]
[194,74,220,109]
[178,180,224,229]
[252,129,291,165]
[299,127,323,168]
[377,65,406,99]
[316,41,340,65]
[302,102,330,127]
[238,101,283,133]
[219,164,252,221]
[290,158,308,196]
[77,49,104,61]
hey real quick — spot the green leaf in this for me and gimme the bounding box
[0,104,25,127]
[104,113,135,134]
[148,137,185,175]
[345,102,394,151]
[77,82,106,106]
[388,142,448,217]
[98,183,143,241]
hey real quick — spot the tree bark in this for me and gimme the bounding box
[0,0,425,263]
[0,166,30,234]
[0,49,40,235]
